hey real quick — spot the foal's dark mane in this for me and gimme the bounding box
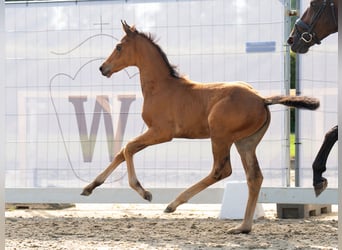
[135,29,182,79]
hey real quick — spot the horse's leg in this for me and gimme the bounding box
[312,125,338,196]
[228,142,262,234]
[227,115,269,234]
[164,139,233,213]
[122,128,172,201]
[81,148,125,196]
[82,128,172,199]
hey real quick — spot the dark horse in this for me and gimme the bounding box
[82,21,319,233]
[288,0,338,196]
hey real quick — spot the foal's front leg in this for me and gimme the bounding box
[122,129,172,201]
[82,128,172,201]
[81,149,125,196]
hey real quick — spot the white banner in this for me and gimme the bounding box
[6,0,288,189]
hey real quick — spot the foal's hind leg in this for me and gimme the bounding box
[165,140,233,213]
[229,142,262,234]
[228,120,269,234]
[312,125,338,196]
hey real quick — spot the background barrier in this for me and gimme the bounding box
[4,0,337,204]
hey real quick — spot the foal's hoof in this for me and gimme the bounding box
[164,205,176,213]
[227,227,251,234]
[314,177,328,197]
[144,191,152,202]
[81,188,92,196]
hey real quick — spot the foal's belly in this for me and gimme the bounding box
[173,122,210,139]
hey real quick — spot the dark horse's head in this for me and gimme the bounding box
[287,0,338,53]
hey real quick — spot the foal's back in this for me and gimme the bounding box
[162,79,268,141]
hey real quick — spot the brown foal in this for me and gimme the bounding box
[82,21,319,233]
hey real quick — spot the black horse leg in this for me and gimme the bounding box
[312,125,338,196]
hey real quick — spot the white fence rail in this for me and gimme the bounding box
[5,188,338,204]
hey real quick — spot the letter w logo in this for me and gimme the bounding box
[69,95,136,162]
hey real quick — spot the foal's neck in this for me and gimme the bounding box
[135,37,178,96]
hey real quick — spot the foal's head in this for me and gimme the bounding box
[287,0,338,53]
[100,21,138,77]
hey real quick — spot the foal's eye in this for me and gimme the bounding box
[116,44,122,52]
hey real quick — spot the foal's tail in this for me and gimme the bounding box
[264,95,320,110]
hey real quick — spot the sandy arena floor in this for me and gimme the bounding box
[5,203,338,250]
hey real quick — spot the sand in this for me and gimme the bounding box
[5,203,338,250]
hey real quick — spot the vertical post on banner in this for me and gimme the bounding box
[338,3,342,249]
[0,0,5,248]
[284,0,291,187]
[294,0,301,187]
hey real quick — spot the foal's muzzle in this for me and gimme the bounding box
[99,65,111,77]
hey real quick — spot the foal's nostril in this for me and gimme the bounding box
[287,37,294,45]
[99,65,110,77]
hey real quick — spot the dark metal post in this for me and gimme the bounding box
[294,0,301,187]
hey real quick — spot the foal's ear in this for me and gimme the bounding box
[121,20,135,37]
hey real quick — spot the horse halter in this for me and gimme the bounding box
[294,0,337,45]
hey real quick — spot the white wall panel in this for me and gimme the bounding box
[1,0,6,248]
